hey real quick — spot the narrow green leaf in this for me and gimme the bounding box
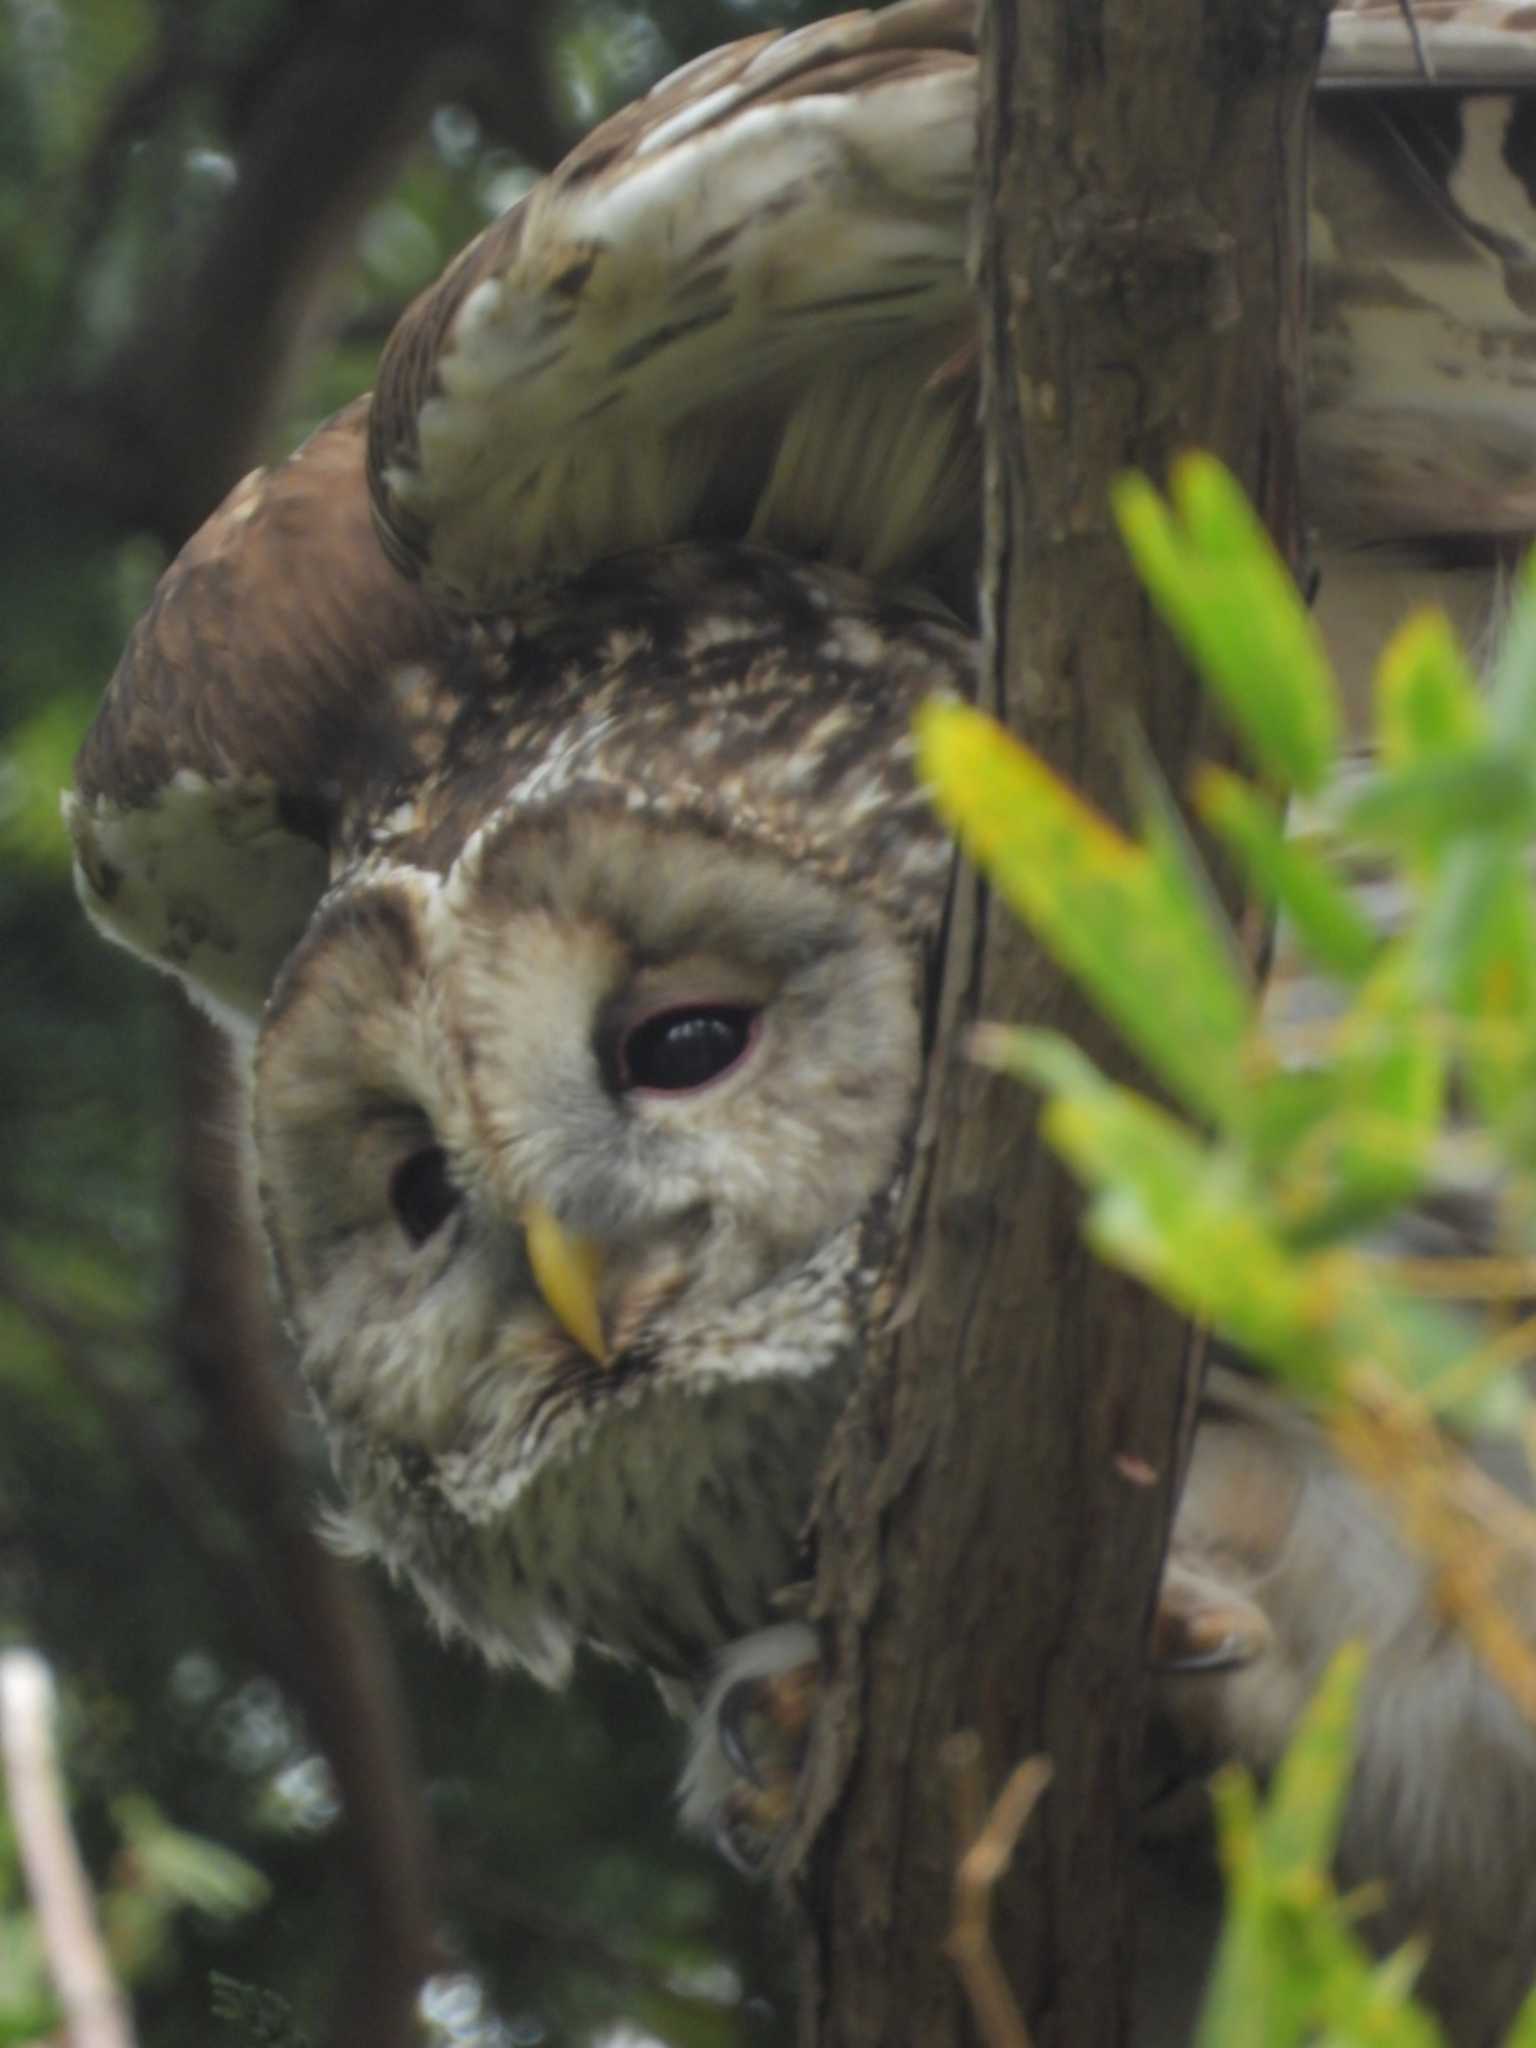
[1240,1065,1344,1173]
[918,698,1251,1123]
[1112,456,1339,794]
[1262,1645,1366,1874]
[1340,751,1535,849]
[1196,766,1379,981]
[1196,1652,1391,2048]
[1487,551,1536,765]
[111,1795,270,1919]
[1374,608,1486,769]
[987,1026,1344,1393]
[1198,1766,1316,2048]
[1501,1966,1536,2046]
[1266,956,1445,1247]
[1419,844,1536,1147]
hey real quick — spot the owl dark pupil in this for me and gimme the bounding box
[622,1006,755,1091]
[390,1146,460,1245]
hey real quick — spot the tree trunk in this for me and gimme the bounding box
[792,5,1333,2045]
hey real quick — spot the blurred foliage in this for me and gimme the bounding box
[0,0,839,2041]
[921,456,1536,2035]
[1196,1648,1449,2048]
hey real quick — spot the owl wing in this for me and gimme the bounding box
[68,0,1536,1028]
[367,0,979,610]
[65,401,456,1029]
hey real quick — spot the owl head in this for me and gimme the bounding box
[247,544,969,1682]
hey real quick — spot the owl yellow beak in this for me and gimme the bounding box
[522,1203,608,1366]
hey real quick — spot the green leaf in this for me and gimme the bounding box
[984,1026,1344,1394]
[1196,766,1379,981]
[1374,609,1486,769]
[1502,1967,1536,2047]
[1487,550,1536,767]
[1262,1644,1366,1874]
[1340,751,1535,850]
[0,695,87,873]
[1419,843,1536,1150]
[1112,456,1339,794]
[112,1795,270,1919]
[1196,1650,1410,2048]
[1265,954,1445,1247]
[918,698,1252,1124]
[1197,1766,1316,2048]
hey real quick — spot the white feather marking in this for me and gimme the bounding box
[65,772,323,1028]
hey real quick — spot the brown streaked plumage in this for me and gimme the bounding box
[367,0,979,610]
[251,544,966,1685]
[67,401,458,1025]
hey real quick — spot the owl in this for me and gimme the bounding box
[64,3,1536,2042]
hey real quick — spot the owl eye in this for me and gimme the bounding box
[619,1005,759,1094]
[390,1145,461,1245]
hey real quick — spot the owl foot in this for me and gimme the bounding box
[678,1621,818,1873]
[1152,1558,1272,1675]
[1143,1560,1274,1823]
[681,1572,1274,1872]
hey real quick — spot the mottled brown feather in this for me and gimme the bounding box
[75,400,447,834]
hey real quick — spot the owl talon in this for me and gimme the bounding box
[1155,1634,1256,1676]
[1151,1562,1271,1676]
[715,1775,800,1876]
[716,1683,769,1787]
[678,1621,819,1870]
[1142,1556,1279,1821]
[717,1658,818,1788]
[712,1689,808,1873]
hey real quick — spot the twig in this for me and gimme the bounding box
[942,1734,1054,2048]
[1380,1256,1536,1302]
[1397,0,1435,81]
[0,1650,138,2048]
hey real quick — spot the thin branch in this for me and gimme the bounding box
[943,1736,1054,2048]
[172,1002,440,2048]
[1397,0,1434,80]
[0,1650,138,2048]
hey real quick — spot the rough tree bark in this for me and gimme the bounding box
[793,5,1333,2046]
